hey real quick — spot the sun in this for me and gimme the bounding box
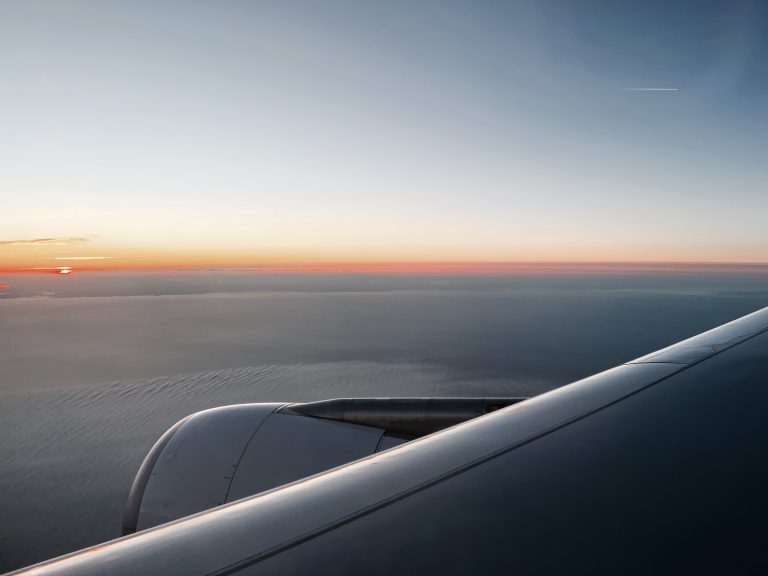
[57,267,73,275]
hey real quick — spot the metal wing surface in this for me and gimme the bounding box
[12,306,768,575]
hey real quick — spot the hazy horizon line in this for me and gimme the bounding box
[3,261,768,277]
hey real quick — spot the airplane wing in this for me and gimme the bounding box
[10,306,768,575]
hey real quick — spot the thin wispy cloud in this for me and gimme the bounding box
[0,237,92,247]
[53,256,119,261]
[622,87,680,91]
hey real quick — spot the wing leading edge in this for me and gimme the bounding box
[12,306,768,575]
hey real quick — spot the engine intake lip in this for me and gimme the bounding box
[121,415,192,536]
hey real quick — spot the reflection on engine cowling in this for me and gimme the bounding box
[122,397,527,534]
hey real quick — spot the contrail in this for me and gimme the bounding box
[622,87,679,91]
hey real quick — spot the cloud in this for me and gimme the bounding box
[0,237,92,247]
[53,256,119,261]
[622,87,680,91]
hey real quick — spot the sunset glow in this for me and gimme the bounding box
[2,2,766,277]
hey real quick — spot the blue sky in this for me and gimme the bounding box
[1,0,766,268]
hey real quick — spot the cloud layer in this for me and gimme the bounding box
[0,237,91,247]
[53,256,118,261]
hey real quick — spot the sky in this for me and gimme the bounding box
[1,0,767,272]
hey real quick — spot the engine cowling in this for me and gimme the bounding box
[122,397,525,534]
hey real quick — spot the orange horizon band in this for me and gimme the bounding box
[2,261,768,276]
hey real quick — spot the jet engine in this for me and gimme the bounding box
[122,397,525,534]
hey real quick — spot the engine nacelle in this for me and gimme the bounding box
[122,397,525,534]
